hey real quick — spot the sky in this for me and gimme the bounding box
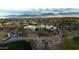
[0,0,79,10]
[0,0,79,16]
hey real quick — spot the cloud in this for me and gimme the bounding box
[0,0,79,10]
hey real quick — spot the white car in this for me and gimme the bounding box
[37,24,45,29]
[24,25,37,31]
[45,25,57,30]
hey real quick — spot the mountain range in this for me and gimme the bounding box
[0,8,79,16]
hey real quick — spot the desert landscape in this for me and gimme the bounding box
[0,15,78,50]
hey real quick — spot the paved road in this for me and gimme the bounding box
[36,37,43,50]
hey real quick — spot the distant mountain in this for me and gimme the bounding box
[0,8,79,16]
[41,13,56,16]
[40,12,79,16]
[58,12,79,15]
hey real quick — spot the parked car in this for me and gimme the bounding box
[24,25,37,31]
